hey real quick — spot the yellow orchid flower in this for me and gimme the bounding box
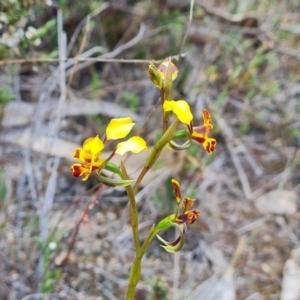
[106,117,135,140]
[115,136,147,155]
[170,179,199,222]
[148,57,178,89]
[71,135,105,181]
[155,178,200,253]
[157,57,178,82]
[71,119,148,181]
[191,109,217,154]
[163,100,193,128]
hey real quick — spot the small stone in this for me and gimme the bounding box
[254,190,298,215]
[280,248,300,300]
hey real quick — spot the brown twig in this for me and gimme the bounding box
[0,53,185,66]
[61,185,106,267]
[178,0,194,66]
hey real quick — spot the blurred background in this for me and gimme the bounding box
[0,0,300,299]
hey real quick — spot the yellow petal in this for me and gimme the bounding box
[71,163,91,180]
[181,197,195,212]
[73,148,92,163]
[191,130,217,153]
[82,135,104,156]
[163,100,193,125]
[171,179,181,203]
[202,109,213,132]
[202,137,217,154]
[91,159,105,170]
[115,136,147,155]
[191,130,205,143]
[106,118,135,140]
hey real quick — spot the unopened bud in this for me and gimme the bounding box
[149,62,162,88]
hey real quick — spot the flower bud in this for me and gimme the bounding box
[148,62,162,88]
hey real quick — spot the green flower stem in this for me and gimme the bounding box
[126,60,177,299]
[145,118,179,167]
[160,88,169,134]
[163,111,169,134]
[132,165,152,196]
[120,162,140,254]
[162,60,173,133]
[160,86,165,105]
[132,118,179,195]
[126,225,156,300]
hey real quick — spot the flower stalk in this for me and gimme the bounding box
[126,225,156,300]
[70,57,217,300]
[120,162,140,254]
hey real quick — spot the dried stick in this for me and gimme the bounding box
[0,54,185,66]
[67,2,110,55]
[36,9,67,292]
[178,0,194,66]
[206,98,253,198]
